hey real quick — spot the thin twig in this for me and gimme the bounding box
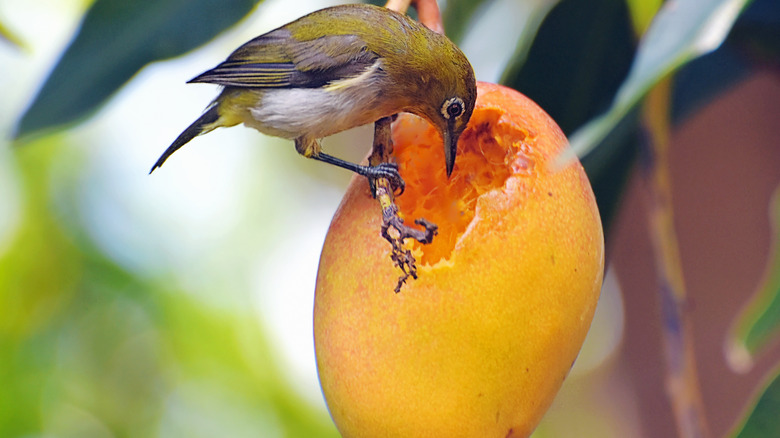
[641,78,710,438]
[385,0,444,34]
[384,0,411,14]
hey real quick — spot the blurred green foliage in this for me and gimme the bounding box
[502,0,637,232]
[0,139,338,436]
[15,0,260,139]
[733,367,780,438]
[727,187,780,373]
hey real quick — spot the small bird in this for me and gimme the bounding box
[150,4,476,186]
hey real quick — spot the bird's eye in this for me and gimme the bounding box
[447,102,463,117]
[441,97,465,120]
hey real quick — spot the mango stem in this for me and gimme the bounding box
[385,0,444,34]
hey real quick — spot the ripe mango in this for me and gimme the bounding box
[314,82,604,438]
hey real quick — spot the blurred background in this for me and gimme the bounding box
[1,0,779,436]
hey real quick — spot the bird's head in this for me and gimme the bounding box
[410,49,476,177]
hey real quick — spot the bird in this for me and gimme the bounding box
[150,3,476,188]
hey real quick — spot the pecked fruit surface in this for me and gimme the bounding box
[314,82,604,438]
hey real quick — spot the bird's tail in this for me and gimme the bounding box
[149,104,221,174]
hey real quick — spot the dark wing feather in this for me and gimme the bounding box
[188,61,297,87]
[188,30,378,89]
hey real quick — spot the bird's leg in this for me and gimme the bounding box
[295,137,404,197]
[366,114,404,197]
[312,153,405,197]
[370,116,438,293]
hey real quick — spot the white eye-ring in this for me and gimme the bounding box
[441,97,465,120]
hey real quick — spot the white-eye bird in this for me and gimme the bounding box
[150,4,476,186]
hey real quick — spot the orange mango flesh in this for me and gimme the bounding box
[314,82,604,438]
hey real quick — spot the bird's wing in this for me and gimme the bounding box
[188,31,378,89]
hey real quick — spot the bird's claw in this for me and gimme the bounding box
[367,162,405,197]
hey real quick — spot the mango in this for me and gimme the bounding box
[314,82,604,438]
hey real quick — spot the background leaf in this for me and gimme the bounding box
[625,0,663,34]
[501,0,636,232]
[562,0,753,164]
[15,0,260,140]
[727,186,780,372]
[732,367,780,437]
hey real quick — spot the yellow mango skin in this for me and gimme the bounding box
[314,82,604,438]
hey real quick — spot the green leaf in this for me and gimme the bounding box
[500,0,637,235]
[501,0,635,135]
[486,0,560,84]
[625,0,663,35]
[732,366,780,437]
[15,0,260,140]
[559,0,753,166]
[726,185,780,372]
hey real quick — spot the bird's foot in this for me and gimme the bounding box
[381,212,438,293]
[366,162,405,197]
[368,115,437,293]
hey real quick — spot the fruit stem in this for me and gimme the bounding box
[385,0,445,34]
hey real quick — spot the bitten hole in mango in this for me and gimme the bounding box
[392,107,536,266]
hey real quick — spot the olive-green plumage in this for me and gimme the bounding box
[151,4,476,178]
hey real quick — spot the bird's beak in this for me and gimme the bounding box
[444,128,458,178]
